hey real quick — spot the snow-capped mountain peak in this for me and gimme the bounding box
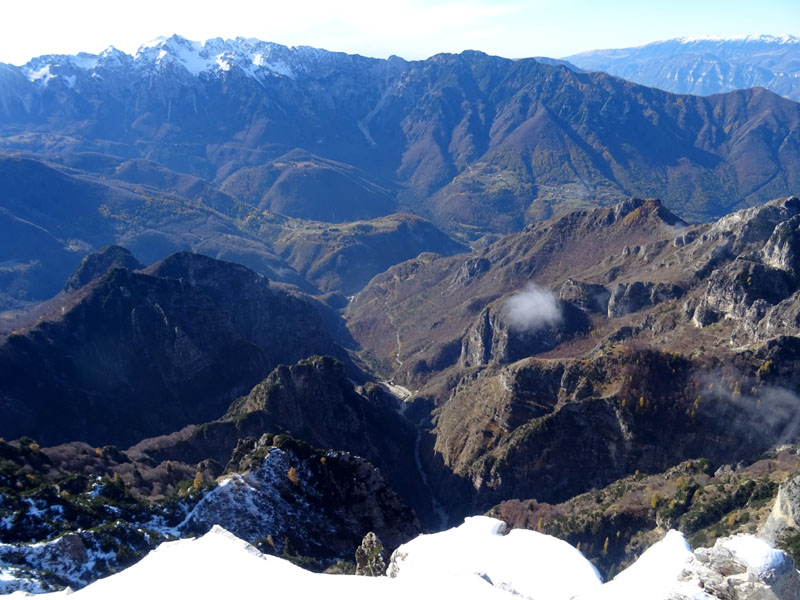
[133,34,300,79]
[675,33,800,45]
[16,35,325,87]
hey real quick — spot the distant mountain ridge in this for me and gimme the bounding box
[566,34,800,101]
[0,35,799,241]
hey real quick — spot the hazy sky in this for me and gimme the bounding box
[1,0,798,65]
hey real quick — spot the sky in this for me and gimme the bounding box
[0,0,798,65]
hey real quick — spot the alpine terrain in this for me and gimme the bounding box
[1,34,800,599]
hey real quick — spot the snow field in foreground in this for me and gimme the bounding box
[4,516,794,600]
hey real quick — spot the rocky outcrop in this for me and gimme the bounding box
[175,440,422,560]
[127,355,435,527]
[692,259,794,328]
[459,300,590,368]
[688,198,800,343]
[453,257,492,287]
[355,532,387,576]
[559,278,610,314]
[761,475,800,544]
[762,214,800,277]
[607,281,684,317]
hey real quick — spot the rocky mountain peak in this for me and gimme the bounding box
[63,245,144,292]
[612,197,686,229]
[133,35,297,78]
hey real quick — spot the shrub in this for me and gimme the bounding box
[288,466,299,486]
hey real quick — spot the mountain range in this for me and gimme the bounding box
[0,35,798,243]
[3,32,800,596]
[566,35,800,101]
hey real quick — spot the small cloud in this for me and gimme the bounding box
[700,372,800,448]
[504,283,561,331]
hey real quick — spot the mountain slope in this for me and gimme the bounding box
[0,154,464,308]
[346,196,800,518]
[0,251,347,447]
[0,434,421,591]
[1,36,799,239]
[0,154,316,308]
[565,35,800,101]
[268,213,467,295]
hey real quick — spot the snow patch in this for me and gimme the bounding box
[25,65,52,84]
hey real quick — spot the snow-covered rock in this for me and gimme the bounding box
[388,515,603,599]
[18,523,515,600]
[673,534,800,599]
[6,519,797,600]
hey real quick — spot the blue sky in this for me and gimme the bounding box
[1,0,798,65]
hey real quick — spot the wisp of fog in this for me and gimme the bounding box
[504,283,562,331]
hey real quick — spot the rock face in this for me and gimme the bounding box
[0,251,346,447]
[459,300,589,368]
[762,215,800,278]
[606,281,684,317]
[761,475,800,544]
[688,197,800,344]
[559,278,610,314]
